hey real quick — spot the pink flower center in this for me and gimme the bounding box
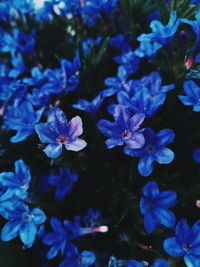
[122,130,132,140]
[57,135,68,144]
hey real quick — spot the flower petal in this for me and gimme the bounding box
[156,129,175,146]
[153,207,176,229]
[68,116,83,138]
[163,237,184,257]
[138,155,154,176]
[125,132,145,149]
[35,123,57,143]
[143,210,157,233]
[143,181,160,198]
[30,208,46,225]
[65,138,87,152]
[155,190,177,208]
[184,254,200,267]
[20,221,37,246]
[43,144,62,158]
[155,148,174,164]
[1,219,22,241]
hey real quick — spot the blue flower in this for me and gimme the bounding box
[1,201,46,248]
[72,95,104,113]
[43,212,106,259]
[35,107,87,158]
[114,51,140,76]
[109,34,131,53]
[163,219,200,267]
[4,101,44,143]
[181,9,200,48]
[82,37,102,56]
[0,159,31,200]
[9,0,34,14]
[1,28,35,56]
[109,256,170,267]
[178,80,200,111]
[27,88,50,108]
[97,105,145,149]
[140,181,177,233]
[80,0,118,26]
[23,66,47,87]
[9,52,26,78]
[193,148,200,163]
[59,244,96,267]
[47,168,79,201]
[124,128,175,176]
[117,71,174,118]
[83,208,102,228]
[135,11,180,58]
[126,258,170,266]
[42,217,70,259]
[101,66,129,98]
[42,56,80,94]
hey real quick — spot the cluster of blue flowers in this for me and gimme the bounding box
[1,0,200,266]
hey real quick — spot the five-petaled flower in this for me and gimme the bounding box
[124,128,175,176]
[35,107,87,158]
[163,219,200,267]
[97,105,145,149]
[140,181,177,233]
[178,80,200,112]
[1,200,46,248]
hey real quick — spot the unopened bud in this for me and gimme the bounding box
[196,200,200,208]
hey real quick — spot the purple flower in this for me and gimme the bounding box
[35,107,87,159]
[97,105,145,149]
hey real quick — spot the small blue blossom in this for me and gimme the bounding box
[9,53,26,78]
[140,181,177,233]
[27,88,50,108]
[193,148,200,163]
[59,243,96,267]
[114,51,140,76]
[178,80,200,111]
[72,95,104,113]
[135,11,180,58]
[163,219,200,267]
[4,101,44,143]
[23,66,47,87]
[117,71,174,117]
[97,105,145,149]
[35,107,87,158]
[109,256,169,267]
[42,217,70,259]
[47,168,79,201]
[0,159,31,200]
[1,28,35,56]
[82,37,102,56]
[124,128,175,176]
[81,0,118,26]
[181,9,200,49]
[109,34,131,53]
[126,258,169,266]
[42,56,80,94]
[9,0,34,14]
[101,66,129,98]
[83,208,102,228]
[1,201,46,248]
